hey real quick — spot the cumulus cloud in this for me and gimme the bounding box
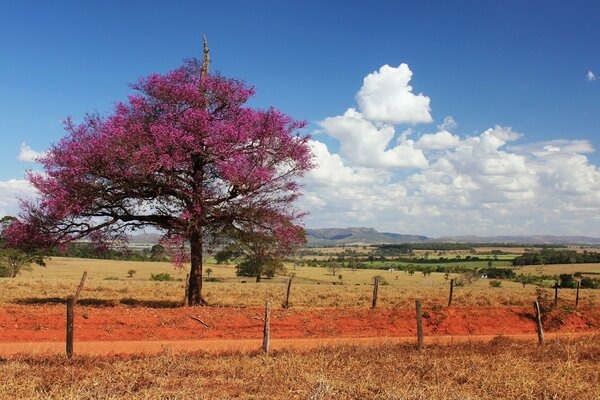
[356,64,432,125]
[437,116,457,132]
[319,109,428,169]
[588,70,597,81]
[0,179,36,217]
[416,130,460,150]
[303,63,600,236]
[17,143,44,162]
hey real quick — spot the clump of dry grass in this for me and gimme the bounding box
[1,336,599,399]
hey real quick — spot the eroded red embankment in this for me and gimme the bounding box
[0,305,597,342]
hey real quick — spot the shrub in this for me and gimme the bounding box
[104,276,119,280]
[127,269,136,278]
[489,280,502,288]
[150,273,174,281]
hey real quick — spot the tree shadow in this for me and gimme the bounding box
[13,297,118,307]
[119,298,181,308]
[13,297,181,308]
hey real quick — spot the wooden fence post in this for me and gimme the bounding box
[283,278,292,309]
[66,296,75,359]
[262,301,271,354]
[73,271,87,304]
[576,281,580,308]
[554,282,559,307]
[534,300,544,346]
[415,300,424,350]
[182,273,189,307]
[372,277,379,309]
[448,279,454,307]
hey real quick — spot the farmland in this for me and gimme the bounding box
[2,250,600,399]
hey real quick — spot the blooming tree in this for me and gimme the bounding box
[6,41,314,305]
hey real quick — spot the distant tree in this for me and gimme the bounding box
[0,248,45,278]
[127,269,136,278]
[328,261,341,276]
[205,267,213,279]
[149,244,166,260]
[559,273,577,288]
[219,228,300,282]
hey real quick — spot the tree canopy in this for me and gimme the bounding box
[5,41,313,304]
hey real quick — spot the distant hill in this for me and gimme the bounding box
[128,229,600,247]
[128,233,163,245]
[435,235,600,245]
[305,227,429,245]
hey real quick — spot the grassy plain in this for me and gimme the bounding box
[2,257,599,309]
[1,336,599,399]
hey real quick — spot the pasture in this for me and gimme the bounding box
[2,256,598,309]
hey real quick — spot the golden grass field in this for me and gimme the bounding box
[1,336,599,399]
[3,257,600,399]
[1,257,599,309]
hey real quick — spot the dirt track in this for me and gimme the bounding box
[1,304,598,356]
[2,333,596,356]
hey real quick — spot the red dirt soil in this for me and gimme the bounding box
[1,305,598,344]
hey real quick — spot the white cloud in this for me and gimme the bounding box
[437,116,457,132]
[319,108,428,169]
[304,64,600,235]
[588,70,597,81]
[17,143,44,162]
[356,64,432,125]
[0,179,36,217]
[416,130,460,150]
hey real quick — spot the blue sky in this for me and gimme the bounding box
[1,1,599,235]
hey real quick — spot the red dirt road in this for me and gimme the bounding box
[1,305,598,355]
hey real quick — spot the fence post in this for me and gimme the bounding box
[415,300,424,350]
[66,296,75,359]
[372,277,379,309]
[73,271,87,304]
[283,278,293,309]
[554,282,559,307]
[262,301,271,354]
[576,281,580,308]
[448,279,454,307]
[182,273,189,307]
[534,300,544,346]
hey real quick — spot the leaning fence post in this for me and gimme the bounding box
[262,301,271,354]
[66,296,75,359]
[534,300,544,346]
[575,281,580,308]
[554,282,559,307]
[73,271,87,304]
[415,300,424,350]
[448,279,454,307]
[372,277,379,309]
[283,278,292,309]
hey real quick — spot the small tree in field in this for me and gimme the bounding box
[5,39,313,305]
[218,228,298,282]
[328,261,341,276]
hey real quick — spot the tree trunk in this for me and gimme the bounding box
[256,274,261,283]
[187,230,206,305]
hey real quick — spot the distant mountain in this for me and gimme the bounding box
[435,235,600,245]
[129,229,600,247]
[128,233,163,245]
[305,227,429,245]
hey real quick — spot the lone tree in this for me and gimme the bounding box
[5,38,313,305]
[217,227,301,282]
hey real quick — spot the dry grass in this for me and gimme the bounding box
[1,336,599,399]
[1,257,599,309]
[3,275,599,310]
